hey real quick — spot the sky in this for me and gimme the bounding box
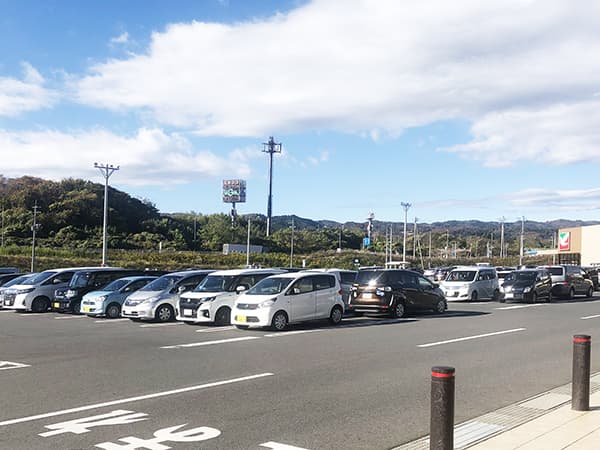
[1,0,599,226]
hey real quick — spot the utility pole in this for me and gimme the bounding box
[262,136,282,237]
[519,216,525,266]
[193,214,197,251]
[401,202,411,262]
[445,230,449,259]
[389,224,393,262]
[290,216,295,268]
[246,217,251,267]
[499,217,505,258]
[428,231,432,259]
[338,224,343,251]
[1,203,4,247]
[31,201,41,272]
[412,217,418,258]
[94,162,120,267]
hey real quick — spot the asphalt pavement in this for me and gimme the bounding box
[1,294,600,449]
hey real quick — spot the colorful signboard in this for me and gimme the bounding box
[222,179,246,203]
[559,231,570,251]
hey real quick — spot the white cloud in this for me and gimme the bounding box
[0,128,250,186]
[110,32,130,45]
[0,62,56,116]
[504,188,600,211]
[71,0,600,165]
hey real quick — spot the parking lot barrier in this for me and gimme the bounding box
[430,366,455,450]
[572,334,591,411]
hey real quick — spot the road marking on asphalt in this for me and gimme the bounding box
[195,326,236,333]
[0,372,274,427]
[264,330,323,338]
[495,304,545,310]
[94,318,130,323]
[418,328,527,348]
[261,442,310,449]
[581,314,600,320]
[139,322,184,328]
[0,361,31,371]
[17,313,46,316]
[54,316,87,320]
[160,336,260,349]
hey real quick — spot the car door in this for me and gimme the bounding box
[417,276,441,309]
[398,272,423,311]
[314,275,336,318]
[287,276,316,322]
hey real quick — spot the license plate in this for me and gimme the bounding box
[504,293,513,299]
[183,309,193,317]
[237,315,247,323]
[84,306,91,313]
[361,293,372,299]
[54,302,60,308]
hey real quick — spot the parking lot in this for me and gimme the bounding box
[2,295,600,449]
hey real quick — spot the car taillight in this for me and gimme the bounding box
[564,281,570,285]
[338,289,342,295]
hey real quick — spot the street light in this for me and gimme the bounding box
[401,202,411,262]
[94,162,120,266]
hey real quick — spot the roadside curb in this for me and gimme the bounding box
[393,371,600,450]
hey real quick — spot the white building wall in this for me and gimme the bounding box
[581,225,600,266]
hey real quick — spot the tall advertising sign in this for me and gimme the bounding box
[559,231,570,251]
[222,180,246,203]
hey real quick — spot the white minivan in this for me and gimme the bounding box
[440,266,500,301]
[177,268,285,325]
[231,271,344,331]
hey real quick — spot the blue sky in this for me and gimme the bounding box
[1,0,599,225]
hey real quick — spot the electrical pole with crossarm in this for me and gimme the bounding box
[262,136,282,237]
[94,162,120,266]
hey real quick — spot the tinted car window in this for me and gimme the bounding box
[355,270,389,285]
[418,277,433,289]
[291,277,313,294]
[314,275,335,290]
[547,267,564,276]
[447,271,476,282]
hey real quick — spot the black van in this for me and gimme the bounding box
[52,268,146,313]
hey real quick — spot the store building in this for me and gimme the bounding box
[557,224,600,266]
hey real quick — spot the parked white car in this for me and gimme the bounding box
[177,268,285,325]
[231,271,344,331]
[440,266,500,301]
[121,270,213,322]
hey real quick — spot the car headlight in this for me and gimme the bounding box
[523,287,532,293]
[97,295,107,302]
[16,287,35,294]
[258,298,277,308]
[139,297,158,305]
[201,297,216,302]
[376,286,392,296]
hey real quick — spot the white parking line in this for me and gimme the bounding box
[17,313,46,316]
[195,326,236,333]
[581,314,600,320]
[54,316,87,320]
[139,322,184,328]
[94,318,130,323]
[0,373,274,427]
[495,304,545,310]
[0,361,31,371]
[161,336,260,349]
[418,328,526,348]
[264,330,323,338]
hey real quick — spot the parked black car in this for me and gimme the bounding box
[583,267,599,291]
[347,268,447,317]
[499,268,553,303]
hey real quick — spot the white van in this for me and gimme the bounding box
[231,271,344,331]
[177,268,286,325]
[440,266,500,301]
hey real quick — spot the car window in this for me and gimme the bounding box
[179,275,205,291]
[54,271,75,284]
[93,272,116,287]
[314,275,335,290]
[399,272,419,288]
[290,277,313,294]
[125,279,152,292]
[447,271,476,282]
[340,272,356,284]
[418,277,433,289]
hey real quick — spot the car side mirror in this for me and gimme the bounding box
[177,286,187,294]
[236,285,247,294]
[53,278,62,284]
[291,287,300,295]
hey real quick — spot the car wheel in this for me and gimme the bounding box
[434,299,446,314]
[499,297,506,303]
[492,289,500,301]
[547,290,553,303]
[530,292,537,304]
[568,288,575,300]
[586,287,593,298]
[71,301,81,315]
[391,301,405,318]
[105,303,121,319]
[470,291,478,302]
[31,296,49,313]
[271,311,288,331]
[329,305,343,325]
[155,304,174,322]
[215,307,231,326]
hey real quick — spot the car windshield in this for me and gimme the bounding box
[547,267,563,276]
[246,277,294,295]
[446,271,476,282]
[101,279,130,292]
[3,274,36,287]
[140,275,182,292]
[355,271,390,285]
[193,275,236,292]
[69,272,92,288]
[514,272,537,281]
[23,271,56,285]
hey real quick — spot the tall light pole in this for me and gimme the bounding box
[499,216,505,258]
[519,216,525,266]
[401,202,411,262]
[290,216,295,268]
[262,136,282,237]
[94,162,120,267]
[31,201,40,272]
[412,217,418,258]
[246,217,251,267]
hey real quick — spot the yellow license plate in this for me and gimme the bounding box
[84,306,91,312]
[53,302,60,308]
[237,315,247,323]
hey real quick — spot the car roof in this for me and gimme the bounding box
[208,268,287,276]
[166,269,215,277]
[116,275,158,282]
[267,271,339,280]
